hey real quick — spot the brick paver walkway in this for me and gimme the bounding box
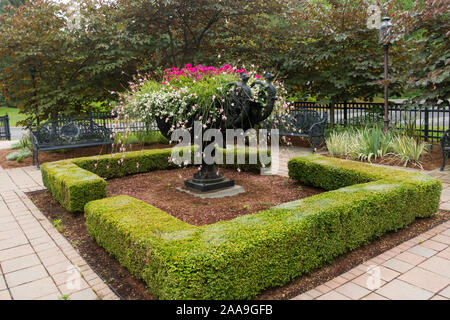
[0,163,119,299]
[292,222,450,300]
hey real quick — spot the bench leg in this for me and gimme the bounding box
[36,151,40,169]
[441,152,446,171]
[32,149,36,166]
[310,136,324,153]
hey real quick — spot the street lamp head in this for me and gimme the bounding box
[379,16,393,46]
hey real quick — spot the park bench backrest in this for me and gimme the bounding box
[32,117,112,147]
[291,110,324,133]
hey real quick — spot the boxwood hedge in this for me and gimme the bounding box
[83,154,441,299]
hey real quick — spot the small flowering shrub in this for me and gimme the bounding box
[116,64,290,137]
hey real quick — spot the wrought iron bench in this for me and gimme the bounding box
[30,116,113,168]
[0,114,11,140]
[440,129,450,171]
[271,109,327,152]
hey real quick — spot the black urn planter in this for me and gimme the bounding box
[156,72,277,192]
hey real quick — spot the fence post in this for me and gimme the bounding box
[424,107,429,142]
[329,103,335,126]
[5,114,11,141]
[343,101,348,125]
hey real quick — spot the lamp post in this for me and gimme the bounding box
[379,16,393,132]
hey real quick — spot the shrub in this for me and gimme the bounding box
[41,161,106,212]
[6,148,32,162]
[84,154,441,299]
[11,135,32,150]
[114,131,169,145]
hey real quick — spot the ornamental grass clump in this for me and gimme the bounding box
[353,126,393,162]
[390,135,429,168]
[325,125,428,167]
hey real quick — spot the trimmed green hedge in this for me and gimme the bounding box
[42,146,270,212]
[41,161,106,212]
[84,154,441,299]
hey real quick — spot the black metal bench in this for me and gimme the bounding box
[272,109,327,151]
[0,114,11,140]
[30,116,113,168]
[440,129,450,171]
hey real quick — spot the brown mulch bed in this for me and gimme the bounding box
[28,167,449,300]
[106,168,321,226]
[0,144,171,169]
[321,142,443,171]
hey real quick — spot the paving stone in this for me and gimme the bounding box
[437,247,450,260]
[58,278,89,296]
[69,288,98,300]
[418,256,450,278]
[94,287,112,298]
[352,273,386,291]
[37,247,64,259]
[315,284,332,294]
[0,244,34,262]
[292,293,314,300]
[361,292,388,300]
[316,291,350,300]
[396,251,427,266]
[10,277,59,300]
[421,239,447,251]
[382,258,414,273]
[324,279,342,289]
[0,236,29,251]
[5,264,48,288]
[408,245,437,258]
[431,234,450,245]
[102,292,120,300]
[304,289,322,299]
[0,290,11,300]
[33,242,57,253]
[46,261,74,275]
[0,229,19,241]
[51,271,74,286]
[335,282,371,300]
[376,279,434,300]
[41,254,70,268]
[0,275,5,291]
[36,293,61,300]
[430,295,448,300]
[438,286,450,299]
[340,271,357,281]
[1,254,40,274]
[86,276,104,287]
[0,222,19,232]
[399,267,450,293]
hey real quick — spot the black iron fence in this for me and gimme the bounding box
[0,114,11,140]
[291,101,450,142]
[89,111,158,133]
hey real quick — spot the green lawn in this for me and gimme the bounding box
[0,107,26,127]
